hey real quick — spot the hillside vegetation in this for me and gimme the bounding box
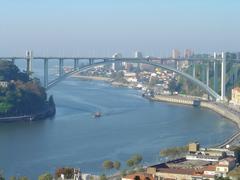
[0,60,55,117]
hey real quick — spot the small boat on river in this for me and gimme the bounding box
[94,112,102,118]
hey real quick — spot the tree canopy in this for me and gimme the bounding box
[102,160,114,170]
[0,60,55,118]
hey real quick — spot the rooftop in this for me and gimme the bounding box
[233,87,240,92]
[123,172,154,180]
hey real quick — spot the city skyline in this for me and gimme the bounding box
[0,0,240,56]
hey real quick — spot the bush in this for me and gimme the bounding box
[38,173,53,180]
[55,167,74,179]
[99,174,107,180]
[102,160,114,170]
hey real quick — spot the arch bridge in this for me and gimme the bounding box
[1,52,239,102]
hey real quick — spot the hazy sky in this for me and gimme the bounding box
[0,0,239,56]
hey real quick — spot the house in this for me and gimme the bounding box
[215,157,236,177]
[122,172,154,180]
[0,81,8,88]
[231,87,240,106]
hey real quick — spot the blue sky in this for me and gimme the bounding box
[0,0,239,56]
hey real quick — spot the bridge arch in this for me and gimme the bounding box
[46,59,221,100]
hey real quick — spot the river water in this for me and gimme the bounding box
[0,77,238,178]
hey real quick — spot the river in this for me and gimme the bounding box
[0,77,238,178]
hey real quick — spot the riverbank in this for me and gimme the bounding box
[73,75,240,127]
[150,95,240,128]
[72,75,240,147]
[150,94,240,147]
[0,104,56,122]
[72,75,137,88]
[71,75,112,82]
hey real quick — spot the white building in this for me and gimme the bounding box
[112,53,123,71]
[0,81,9,88]
[215,157,236,177]
[172,49,180,59]
[134,51,143,58]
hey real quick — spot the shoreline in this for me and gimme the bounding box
[150,95,240,128]
[149,95,240,147]
[71,75,112,82]
[0,104,56,122]
[72,75,240,148]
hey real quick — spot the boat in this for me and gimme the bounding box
[94,112,102,118]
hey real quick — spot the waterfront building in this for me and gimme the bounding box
[140,64,155,72]
[215,157,236,177]
[231,87,240,106]
[124,72,138,83]
[172,49,180,59]
[112,53,123,71]
[124,63,134,71]
[0,81,9,88]
[176,60,189,70]
[135,51,143,59]
[146,143,237,180]
[184,49,193,59]
[188,142,200,153]
[122,172,154,180]
[237,52,240,60]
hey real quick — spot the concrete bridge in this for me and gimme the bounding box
[1,51,239,102]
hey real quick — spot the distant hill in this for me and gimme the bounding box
[0,60,55,118]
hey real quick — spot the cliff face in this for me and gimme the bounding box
[0,60,55,118]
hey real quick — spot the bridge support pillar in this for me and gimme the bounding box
[74,59,79,70]
[206,62,209,87]
[174,61,178,69]
[213,53,218,92]
[160,59,164,65]
[201,64,205,83]
[11,58,15,64]
[26,50,33,74]
[89,59,93,65]
[44,59,48,88]
[26,58,32,74]
[59,58,64,77]
[192,63,196,78]
[221,52,226,101]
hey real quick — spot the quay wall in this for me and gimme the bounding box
[152,95,193,106]
[200,101,240,128]
[151,95,240,128]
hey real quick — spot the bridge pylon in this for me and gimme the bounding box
[44,58,48,88]
[221,52,227,101]
[26,50,33,74]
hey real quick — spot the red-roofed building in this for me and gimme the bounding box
[122,173,154,180]
[215,157,236,177]
[231,87,240,105]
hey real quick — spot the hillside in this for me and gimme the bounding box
[0,60,55,118]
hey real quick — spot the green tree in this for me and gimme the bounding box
[0,60,55,118]
[168,79,177,94]
[55,167,74,179]
[102,160,114,171]
[9,177,16,180]
[131,154,142,166]
[160,145,188,158]
[38,173,53,180]
[230,146,240,163]
[18,176,29,180]
[126,159,134,168]
[99,174,107,180]
[0,170,4,180]
[120,169,127,177]
[0,175,4,180]
[113,161,121,170]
